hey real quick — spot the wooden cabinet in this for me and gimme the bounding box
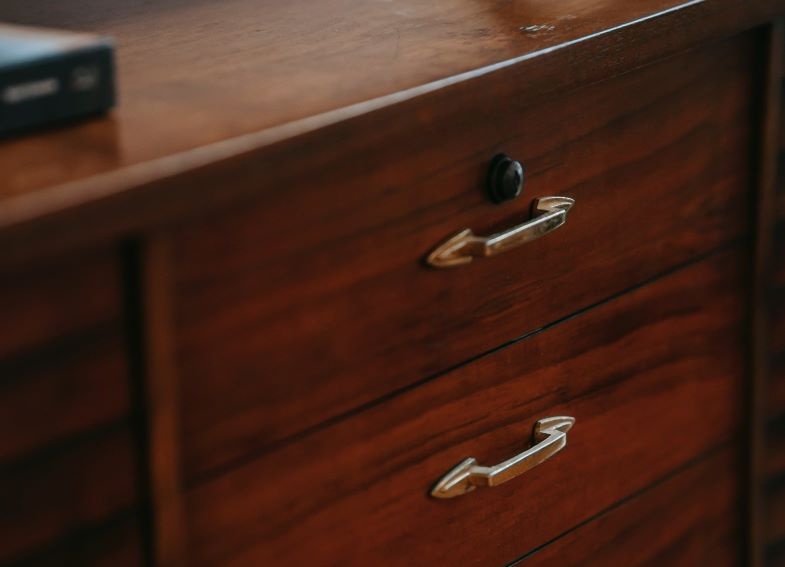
[171,35,752,481]
[1,1,785,566]
[185,251,745,565]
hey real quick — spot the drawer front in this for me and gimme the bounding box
[0,251,130,463]
[0,251,142,564]
[510,449,740,567]
[172,35,754,480]
[185,249,745,566]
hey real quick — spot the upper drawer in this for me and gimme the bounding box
[172,35,754,480]
[185,249,745,566]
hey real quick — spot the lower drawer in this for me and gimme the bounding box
[185,248,745,566]
[510,448,740,567]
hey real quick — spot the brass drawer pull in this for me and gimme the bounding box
[426,196,575,268]
[430,416,575,499]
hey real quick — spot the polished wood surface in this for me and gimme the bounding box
[171,36,753,481]
[0,0,781,264]
[185,249,744,566]
[511,449,740,566]
[0,2,780,565]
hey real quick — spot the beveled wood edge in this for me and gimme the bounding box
[749,19,785,567]
[0,0,783,268]
[137,235,187,567]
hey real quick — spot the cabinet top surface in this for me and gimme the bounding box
[0,0,778,244]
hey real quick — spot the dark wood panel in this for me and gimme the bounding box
[0,331,130,463]
[172,36,754,481]
[769,356,785,419]
[772,288,785,356]
[510,449,740,567]
[0,251,121,360]
[751,22,784,567]
[185,249,745,566]
[773,221,785,295]
[0,426,138,564]
[7,516,143,567]
[768,478,785,547]
[767,421,785,479]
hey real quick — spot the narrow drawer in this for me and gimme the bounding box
[509,448,740,567]
[185,249,745,566]
[172,35,754,480]
[0,250,130,462]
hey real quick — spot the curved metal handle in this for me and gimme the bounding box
[426,196,575,268]
[430,416,575,499]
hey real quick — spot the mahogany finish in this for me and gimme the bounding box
[511,449,741,567]
[0,2,782,566]
[185,250,745,566]
[172,36,753,481]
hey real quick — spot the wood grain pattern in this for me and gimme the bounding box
[0,252,121,360]
[510,449,740,567]
[0,330,130,463]
[0,426,138,564]
[184,249,745,566]
[0,1,780,265]
[172,36,754,481]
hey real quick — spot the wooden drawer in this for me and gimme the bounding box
[510,448,740,566]
[172,36,754,480]
[0,250,141,564]
[184,249,745,566]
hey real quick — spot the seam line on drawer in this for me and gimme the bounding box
[504,441,736,567]
[189,239,744,487]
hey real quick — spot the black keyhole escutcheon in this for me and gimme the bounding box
[486,154,524,203]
